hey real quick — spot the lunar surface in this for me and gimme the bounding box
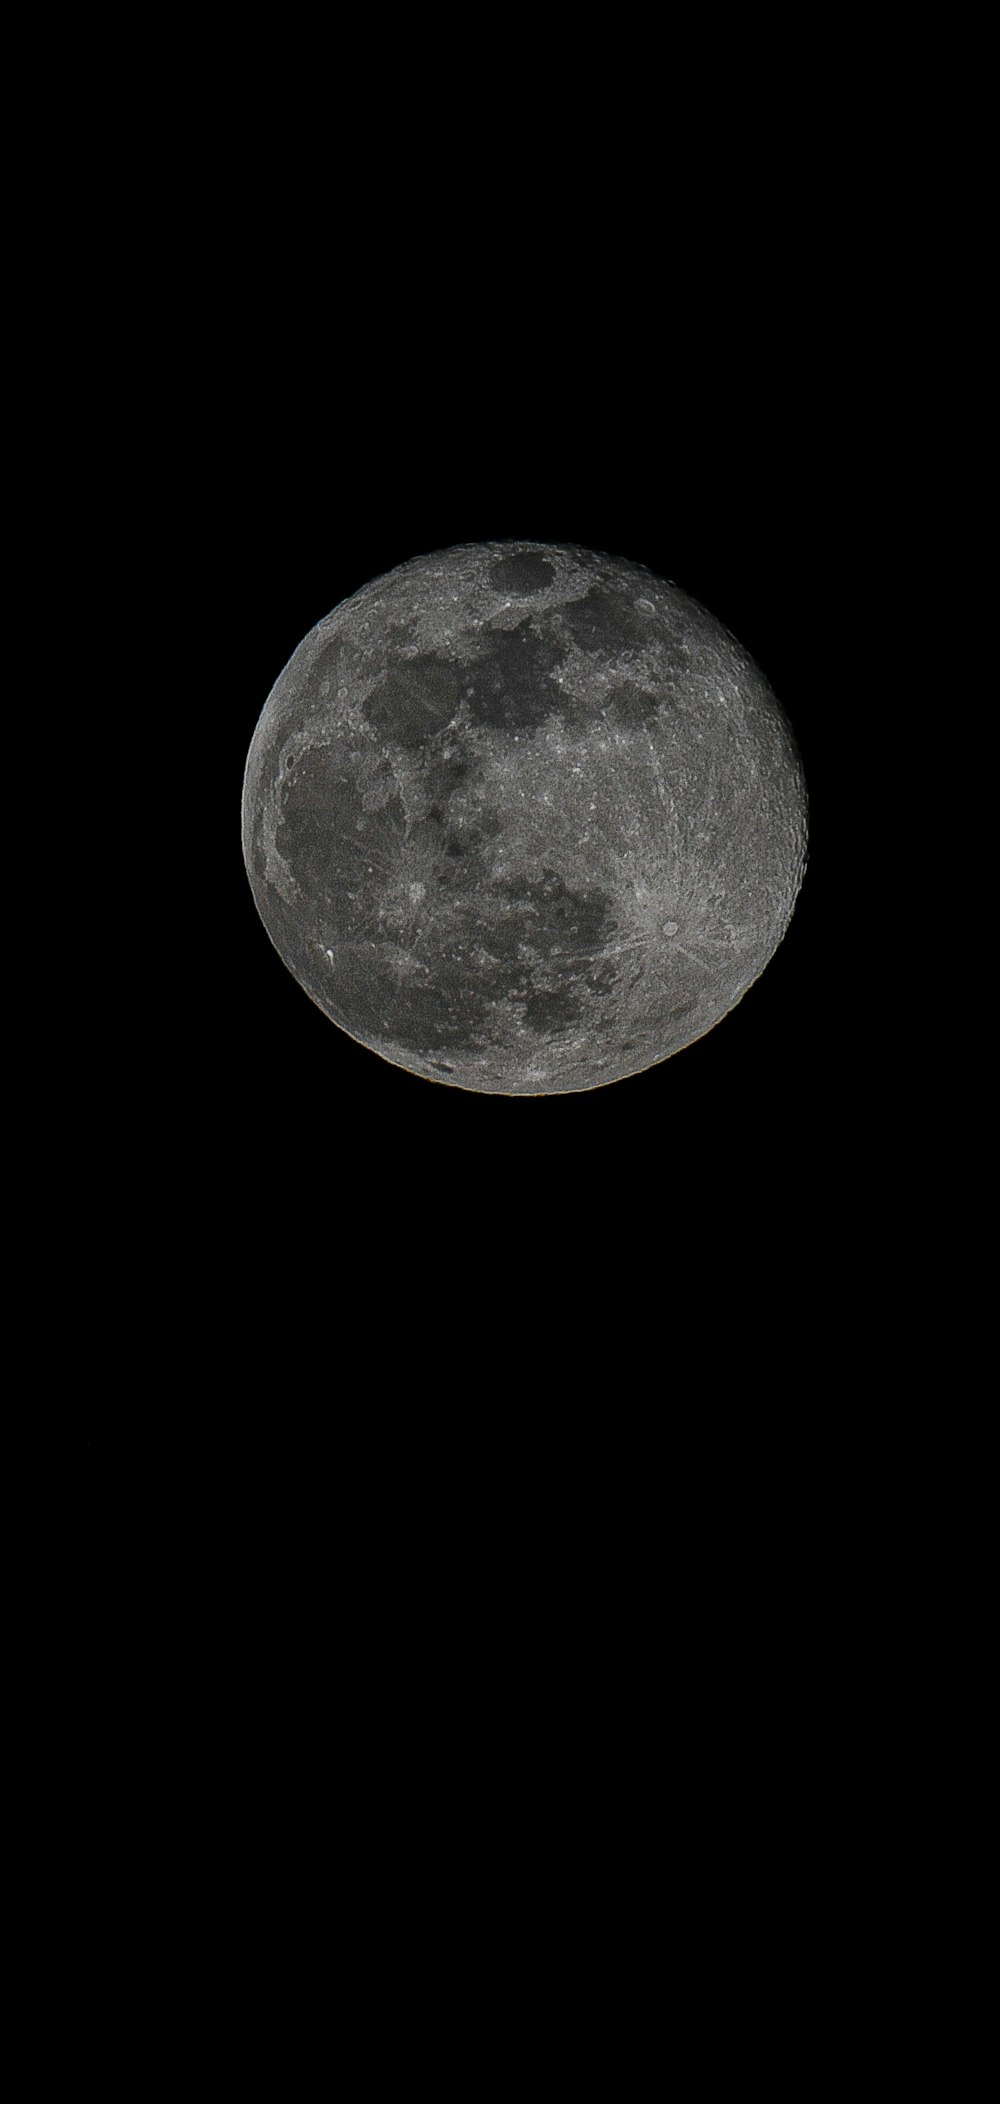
[242,542,807,1094]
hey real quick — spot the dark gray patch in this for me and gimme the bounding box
[400,814,445,861]
[434,837,467,892]
[606,680,661,727]
[276,745,404,906]
[422,748,471,803]
[585,959,618,997]
[522,986,584,1034]
[364,653,462,749]
[503,869,613,957]
[433,874,605,1032]
[561,586,649,657]
[465,620,567,731]
[362,956,484,1057]
[489,552,555,596]
[432,817,499,893]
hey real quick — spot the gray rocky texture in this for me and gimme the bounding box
[242,542,807,1094]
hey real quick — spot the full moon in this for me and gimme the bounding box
[242,542,807,1094]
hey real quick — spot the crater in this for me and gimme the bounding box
[488,552,556,596]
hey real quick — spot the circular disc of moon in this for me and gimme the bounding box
[242,543,807,1094]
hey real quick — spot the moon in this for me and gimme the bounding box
[242,542,807,1094]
